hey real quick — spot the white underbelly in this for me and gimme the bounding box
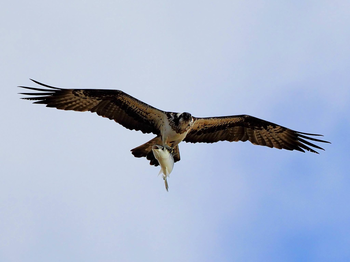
[162,118,188,146]
[166,130,187,146]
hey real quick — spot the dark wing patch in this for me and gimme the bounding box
[19,79,165,135]
[184,115,330,154]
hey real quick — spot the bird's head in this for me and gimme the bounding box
[179,112,194,127]
[169,112,194,134]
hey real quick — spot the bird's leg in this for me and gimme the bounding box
[161,136,174,154]
[164,144,174,154]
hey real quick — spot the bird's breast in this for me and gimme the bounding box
[162,117,190,146]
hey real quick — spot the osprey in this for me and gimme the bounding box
[20,79,330,171]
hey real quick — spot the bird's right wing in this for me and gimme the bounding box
[19,79,166,135]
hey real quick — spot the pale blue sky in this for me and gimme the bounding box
[1,1,349,261]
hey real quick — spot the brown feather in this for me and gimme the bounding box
[184,115,330,154]
[19,79,165,135]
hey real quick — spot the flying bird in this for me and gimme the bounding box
[19,79,330,173]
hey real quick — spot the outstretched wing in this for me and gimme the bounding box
[184,115,330,153]
[19,79,165,135]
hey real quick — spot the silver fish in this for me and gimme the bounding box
[152,145,174,191]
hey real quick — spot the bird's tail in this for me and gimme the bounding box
[131,136,181,166]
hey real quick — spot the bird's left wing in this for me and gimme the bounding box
[184,115,330,154]
[19,79,165,135]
